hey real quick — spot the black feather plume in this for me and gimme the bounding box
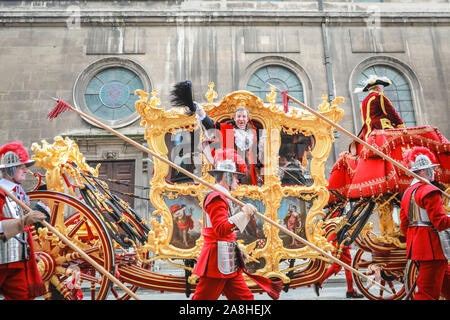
[170,80,196,115]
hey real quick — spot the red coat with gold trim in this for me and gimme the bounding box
[400,181,450,261]
[359,91,404,141]
[193,191,240,278]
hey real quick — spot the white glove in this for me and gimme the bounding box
[229,204,257,232]
[194,102,206,121]
[0,211,46,241]
[242,203,257,217]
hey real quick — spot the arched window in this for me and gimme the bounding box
[356,65,416,127]
[246,65,304,104]
[85,67,144,121]
[74,57,151,129]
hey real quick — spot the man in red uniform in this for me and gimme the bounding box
[0,141,46,300]
[195,103,261,186]
[355,75,405,141]
[400,147,450,300]
[192,148,281,300]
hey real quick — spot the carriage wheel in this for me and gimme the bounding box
[29,191,115,300]
[403,260,419,300]
[67,211,151,300]
[352,249,406,300]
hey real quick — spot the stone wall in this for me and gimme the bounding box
[0,1,449,208]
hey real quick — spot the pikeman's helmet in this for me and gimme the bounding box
[404,146,439,172]
[208,148,247,177]
[0,141,35,170]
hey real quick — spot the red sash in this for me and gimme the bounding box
[25,226,45,298]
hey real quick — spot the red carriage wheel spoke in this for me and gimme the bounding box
[67,217,87,238]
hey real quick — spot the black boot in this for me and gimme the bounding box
[313,283,321,297]
[346,290,364,298]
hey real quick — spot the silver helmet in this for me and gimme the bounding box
[410,153,439,172]
[0,141,35,171]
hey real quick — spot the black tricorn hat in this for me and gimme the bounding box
[354,75,392,93]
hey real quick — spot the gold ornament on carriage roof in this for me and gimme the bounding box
[134,83,345,284]
[205,82,218,104]
[266,85,277,108]
[149,89,162,109]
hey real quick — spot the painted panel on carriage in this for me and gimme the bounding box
[163,195,266,249]
[235,198,266,245]
[163,195,202,249]
[278,196,314,249]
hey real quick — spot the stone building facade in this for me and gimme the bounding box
[0,0,449,217]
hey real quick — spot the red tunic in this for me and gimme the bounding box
[192,191,283,300]
[400,182,450,261]
[214,122,259,185]
[193,191,239,278]
[359,91,404,141]
[0,189,45,299]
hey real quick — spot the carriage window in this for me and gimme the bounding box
[202,117,265,186]
[165,130,202,184]
[278,132,314,186]
[355,65,416,127]
[246,65,304,105]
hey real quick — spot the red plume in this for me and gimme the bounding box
[47,99,73,120]
[403,146,437,168]
[0,141,30,162]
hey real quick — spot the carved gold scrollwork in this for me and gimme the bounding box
[30,87,346,283]
[135,86,345,281]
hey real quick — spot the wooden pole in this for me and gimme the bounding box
[0,184,141,300]
[54,103,392,294]
[268,85,450,199]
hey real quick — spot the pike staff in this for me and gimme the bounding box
[46,89,392,294]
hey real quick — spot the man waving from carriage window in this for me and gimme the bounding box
[354,75,405,142]
[195,103,263,186]
[399,147,450,300]
[170,80,264,186]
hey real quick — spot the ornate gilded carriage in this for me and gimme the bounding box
[28,85,349,299]
[134,86,344,283]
